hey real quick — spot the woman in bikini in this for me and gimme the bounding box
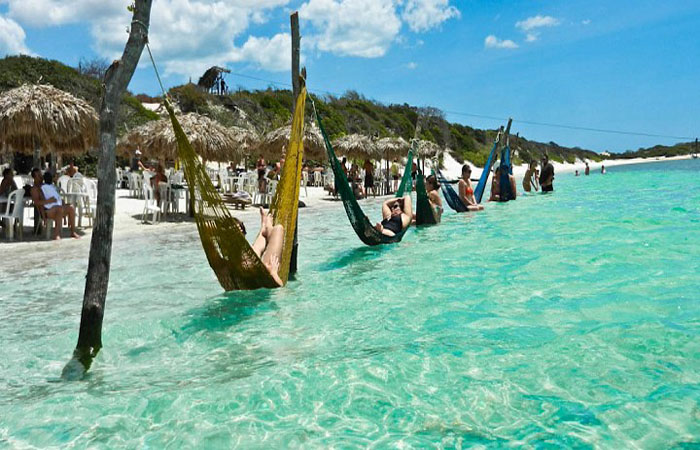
[457,164,484,211]
[425,174,443,222]
[374,195,412,237]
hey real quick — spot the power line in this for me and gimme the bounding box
[227,71,695,142]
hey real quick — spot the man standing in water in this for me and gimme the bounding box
[540,154,554,192]
[584,162,590,175]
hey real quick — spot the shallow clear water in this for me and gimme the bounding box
[1,159,699,448]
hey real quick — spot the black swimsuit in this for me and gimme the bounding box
[381,215,403,234]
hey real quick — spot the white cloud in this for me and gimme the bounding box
[582,19,591,25]
[0,15,32,56]
[299,0,401,58]
[5,0,290,77]
[484,35,518,49]
[515,15,560,31]
[232,33,291,72]
[405,61,417,69]
[401,0,460,33]
[515,14,560,42]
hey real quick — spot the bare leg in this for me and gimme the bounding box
[47,208,62,240]
[251,207,268,257]
[65,205,80,238]
[261,224,285,286]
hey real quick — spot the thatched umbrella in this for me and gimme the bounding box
[376,136,409,160]
[0,84,98,155]
[415,139,441,158]
[117,112,250,162]
[332,134,380,160]
[256,122,326,161]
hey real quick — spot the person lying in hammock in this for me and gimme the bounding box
[458,164,485,211]
[250,207,285,287]
[374,195,412,237]
[414,174,443,224]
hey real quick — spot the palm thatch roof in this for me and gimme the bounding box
[255,122,326,161]
[332,133,380,160]
[117,112,253,162]
[414,139,442,158]
[376,136,410,160]
[0,84,98,155]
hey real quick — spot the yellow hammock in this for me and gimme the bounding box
[164,86,307,291]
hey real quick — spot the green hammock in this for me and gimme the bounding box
[415,169,438,225]
[314,105,413,246]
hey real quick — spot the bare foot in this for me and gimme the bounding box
[53,235,61,241]
[374,222,383,232]
[71,232,81,239]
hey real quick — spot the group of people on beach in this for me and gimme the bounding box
[575,162,606,176]
[1,166,81,240]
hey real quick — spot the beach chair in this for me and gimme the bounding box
[313,171,322,187]
[142,183,161,224]
[301,171,309,197]
[0,188,25,240]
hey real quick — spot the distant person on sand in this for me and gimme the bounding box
[390,159,400,191]
[575,170,580,176]
[256,154,267,193]
[584,162,590,175]
[31,169,79,240]
[523,160,539,192]
[458,164,484,211]
[489,166,517,202]
[540,154,554,192]
[251,207,285,287]
[374,195,412,237]
[66,161,79,177]
[601,165,606,174]
[363,159,375,197]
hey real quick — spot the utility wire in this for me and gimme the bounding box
[225,71,695,142]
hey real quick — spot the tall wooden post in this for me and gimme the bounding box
[289,11,301,275]
[63,0,153,379]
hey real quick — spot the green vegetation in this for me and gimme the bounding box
[613,141,698,159]
[2,56,694,171]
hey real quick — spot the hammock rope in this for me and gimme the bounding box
[312,98,413,245]
[164,86,307,290]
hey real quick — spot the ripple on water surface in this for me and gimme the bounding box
[1,159,699,447]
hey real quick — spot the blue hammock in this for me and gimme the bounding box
[474,139,499,204]
[498,145,515,202]
[436,169,468,213]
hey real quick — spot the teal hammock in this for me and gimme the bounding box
[498,145,515,202]
[314,105,414,246]
[415,169,438,225]
[473,138,499,204]
[436,168,468,213]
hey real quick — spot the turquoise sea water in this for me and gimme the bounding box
[1,159,699,448]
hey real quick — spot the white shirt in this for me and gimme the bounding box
[41,184,62,210]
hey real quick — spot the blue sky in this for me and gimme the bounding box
[1,0,698,152]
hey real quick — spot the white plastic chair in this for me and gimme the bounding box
[142,183,161,223]
[157,182,172,216]
[301,171,309,197]
[57,175,71,194]
[0,188,25,240]
[261,180,278,205]
[313,171,322,187]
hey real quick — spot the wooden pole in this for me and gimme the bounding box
[289,11,301,276]
[63,0,153,379]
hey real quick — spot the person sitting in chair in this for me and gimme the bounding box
[374,195,412,237]
[458,164,484,211]
[0,168,18,212]
[30,169,79,240]
[251,207,285,287]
